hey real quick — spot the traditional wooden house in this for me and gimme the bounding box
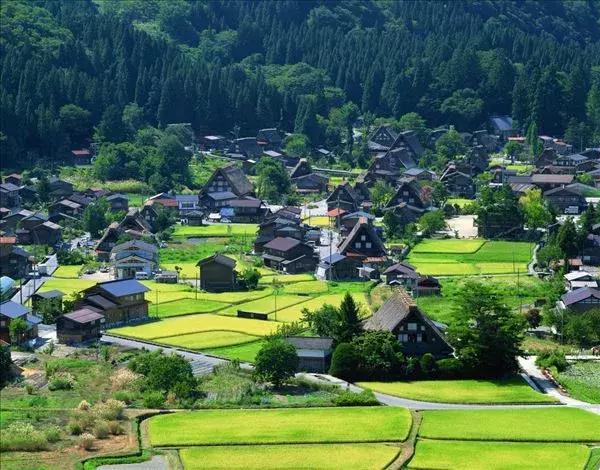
[564,271,598,290]
[49,199,83,220]
[262,237,318,273]
[200,163,253,199]
[57,308,105,344]
[383,179,429,227]
[257,128,283,151]
[48,177,74,199]
[110,240,158,279]
[226,197,270,223]
[440,164,474,197]
[197,253,237,292]
[543,186,587,214]
[368,124,398,153]
[316,253,361,281]
[337,217,388,270]
[4,173,22,186]
[31,290,64,315]
[363,289,452,357]
[0,301,41,344]
[326,183,361,213]
[71,149,93,165]
[0,183,21,209]
[0,237,31,279]
[488,116,514,140]
[28,221,62,246]
[175,194,200,216]
[383,261,419,287]
[254,217,305,253]
[106,194,129,213]
[232,137,262,159]
[582,234,600,266]
[290,159,328,193]
[145,193,178,211]
[76,279,150,326]
[558,287,600,313]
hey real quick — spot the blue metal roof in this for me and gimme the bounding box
[98,279,150,297]
[321,253,346,265]
[490,116,513,131]
[26,314,43,326]
[0,276,15,294]
[0,300,30,319]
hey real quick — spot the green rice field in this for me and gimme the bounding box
[203,340,264,363]
[155,330,261,349]
[172,223,258,238]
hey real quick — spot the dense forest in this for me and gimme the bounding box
[1,0,600,170]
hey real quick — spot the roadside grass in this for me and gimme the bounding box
[52,265,82,278]
[203,340,264,363]
[147,407,412,446]
[179,443,400,469]
[39,278,95,297]
[408,240,533,276]
[150,298,231,318]
[419,408,600,442]
[407,440,590,470]
[557,362,600,404]
[122,192,147,207]
[522,336,576,355]
[110,313,279,340]
[155,330,261,349]
[172,224,258,238]
[416,275,547,324]
[219,295,310,316]
[357,378,556,404]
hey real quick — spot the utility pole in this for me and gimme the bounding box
[155,289,158,318]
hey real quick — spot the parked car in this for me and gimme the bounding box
[135,271,149,280]
[99,266,109,273]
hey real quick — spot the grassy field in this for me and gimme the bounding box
[419,408,600,442]
[408,440,590,469]
[147,407,412,446]
[150,298,231,317]
[110,313,278,340]
[203,340,265,362]
[283,280,329,294]
[219,294,310,316]
[259,273,316,284]
[557,362,600,404]
[408,240,534,276]
[172,223,258,238]
[52,265,82,278]
[302,215,330,227]
[275,293,369,322]
[358,378,556,404]
[447,198,475,208]
[39,278,96,297]
[180,443,400,469]
[416,275,548,324]
[155,330,261,349]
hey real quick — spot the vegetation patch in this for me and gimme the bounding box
[202,340,265,363]
[410,238,485,254]
[358,378,555,404]
[556,361,600,404]
[180,443,399,469]
[150,298,231,318]
[155,330,261,349]
[419,408,600,442]
[219,295,310,316]
[172,223,258,238]
[39,278,96,297]
[148,407,412,446]
[408,440,590,469]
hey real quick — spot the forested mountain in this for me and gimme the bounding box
[2,0,600,170]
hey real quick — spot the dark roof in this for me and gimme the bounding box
[338,219,387,256]
[531,174,574,184]
[320,253,346,265]
[342,210,375,221]
[106,193,128,201]
[86,295,118,309]
[264,237,301,252]
[285,336,333,351]
[33,290,64,299]
[221,164,253,195]
[0,182,20,192]
[26,314,43,326]
[561,287,600,306]
[0,300,30,319]
[111,240,158,254]
[257,128,282,143]
[175,194,199,203]
[228,198,262,208]
[63,308,105,324]
[207,191,237,201]
[197,253,236,268]
[96,279,150,297]
[383,261,417,276]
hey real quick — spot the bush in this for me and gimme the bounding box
[68,420,83,436]
[536,350,568,372]
[419,353,437,378]
[329,343,360,381]
[77,400,91,411]
[25,383,35,395]
[93,421,110,439]
[436,358,464,379]
[78,433,95,450]
[142,390,165,409]
[45,426,61,443]
[48,372,75,390]
[111,369,140,391]
[0,422,48,451]
[107,420,124,435]
[93,399,125,420]
[333,389,379,406]
[113,390,135,404]
[254,339,299,388]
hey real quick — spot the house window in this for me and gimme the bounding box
[403,191,409,196]
[361,235,366,241]
[407,322,417,331]
[398,333,408,342]
[0,320,5,327]
[416,334,422,342]
[366,242,372,249]
[355,242,362,249]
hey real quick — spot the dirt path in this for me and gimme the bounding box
[387,410,422,469]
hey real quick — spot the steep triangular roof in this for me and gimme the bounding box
[290,159,312,179]
[203,163,253,197]
[338,218,386,256]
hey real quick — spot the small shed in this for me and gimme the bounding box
[285,336,333,373]
[186,210,204,226]
[197,253,237,292]
[155,271,178,284]
[57,308,105,344]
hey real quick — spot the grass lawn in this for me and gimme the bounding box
[419,408,600,442]
[358,378,555,404]
[557,362,600,404]
[172,223,258,238]
[416,275,548,324]
[180,443,400,469]
[39,278,95,297]
[53,265,82,278]
[408,240,534,276]
[220,294,310,316]
[302,215,330,227]
[161,262,198,278]
[123,192,147,207]
[150,298,231,317]
[147,407,412,446]
[203,340,264,362]
[110,313,279,340]
[408,440,590,470]
[156,330,261,349]
[447,198,474,208]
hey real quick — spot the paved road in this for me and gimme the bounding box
[101,334,227,376]
[98,455,167,470]
[11,254,58,305]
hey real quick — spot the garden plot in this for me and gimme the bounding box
[147,407,412,446]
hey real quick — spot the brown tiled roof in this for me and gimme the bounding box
[264,237,301,252]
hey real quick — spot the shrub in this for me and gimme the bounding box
[77,400,91,411]
[419,353,437,377]
[67,420,83,435]
[333,390,379,407]
[436,358,464,379]
[111,369,140,391]
[45,426,61,443]
[25,383,35,395]
[48,373,75,391]
[0,422,48,451]
[254,339,299,388]
[113,390,134,404]
[536,350,568,372]
[78,433,95,450]
[93,421,110,439]
[329,343,359,381]
[107,420,124,435]
[93,399,125,421]
[142,390,165,409]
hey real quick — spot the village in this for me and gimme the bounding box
[1,117,600,470]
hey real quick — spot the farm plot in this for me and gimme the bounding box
[203,340,264,363]
[219,294,310,316]
[358,378,556,404]
[52,265,82,278]
[150,299,231,318]
[259,273,316,284]
[147,407,412,446]
[407,440,590,470]
[419,408,600,442]
[109,313,278,341]
[172,223,258,238]
[557,361,600,404]
[39,278,95,297]
[156,331,260,349]
[407,240,534,276]
[275,293,369,323]
[180,443,399,469]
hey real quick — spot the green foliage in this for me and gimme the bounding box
[332,389,379,406]
[240,268,261,290]
[0,344,13,385]
[129,350,197,398]
[476,185,524,238]
[255,157,291,203]
[536,350,568,372]
[283,133,310,157]
[0,422,48,451]
[351,331,405,380]
[418,210,446,237]
[519,188,552,230]
[9,316,28,344]
[370,181,394,210]
[301,294,363,344]
[435,128,466,164]
[254,339,299,388]
[82,198,108,238]
[329,342,360,381]
[142,390,165,409]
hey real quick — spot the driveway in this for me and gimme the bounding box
[302,199,327,218]
[445,215,477,238]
